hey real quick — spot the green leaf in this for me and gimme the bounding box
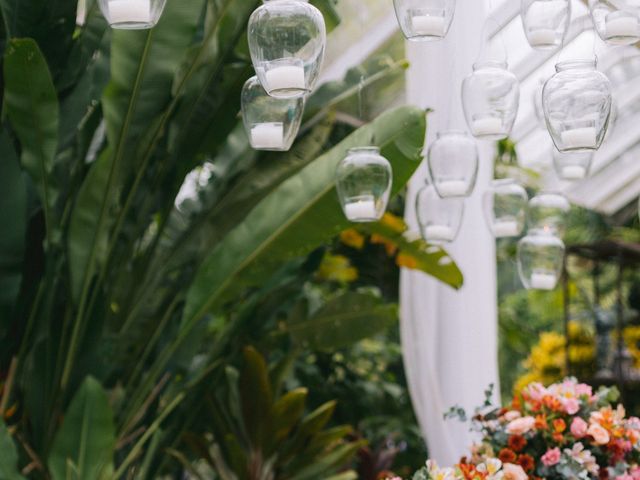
[0,420,25,480]
[4,38,60,235]
[272,388,308,443]
[288,293,398,351]
[48,377,116,480]
[239,347,273,449]
[183,105,426,324]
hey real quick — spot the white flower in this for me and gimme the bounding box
[564,443,599,476]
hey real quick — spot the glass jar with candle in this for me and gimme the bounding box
[517,230,565,290]
[393,0,456,42]
[542,60,612,153]
[415,183,465,244]
[336,147,392,223]
[98,0,167,29]
[521,0,571,50]
[427,131,478,198]
[241,76,305,152]
[462,61,520,141]
[589,0,640,45]
[528,191,571,237]
[483,179,528,239]
[248,0,326,99]
[553,149,594,181]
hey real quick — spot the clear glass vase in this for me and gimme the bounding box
[462,61,520,141]
[415,184,465,244]
[241,76,305,151]
[427,131,478,198]
[483,179,528,238]
[248,0,326,99]
[393,0,456,42]
[528,191,570,237]
[98,0,167,29]
[517,230,565,290]
[589,0,640,45]
[521,0,571,50]
[553,149,594,181]
[336,147,392,223]
[542,60,612,152]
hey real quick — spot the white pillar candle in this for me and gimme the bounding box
[265,64,306,92]
[436,180,468,197]
[108,0,151,23]
[472,117,504,137]
[530,270,557,290]
[412,15,446,36]
[527,28,557,46]
[425,225,455,242]
[561,127,597,149]
[606,14,639,38]
[345,198,378,221]
[561,165,587,180]
[250,122,285,150]
[492,219,520,238]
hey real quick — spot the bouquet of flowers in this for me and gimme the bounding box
[411,378,640,480]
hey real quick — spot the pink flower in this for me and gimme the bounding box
[630,466,640,480]
[563,397,580,415]
[571,417,588,438]
[616,475,633,480]
[506,416,536,435]
[541,447,561,467]
[504,410,521,421]
[502,463,528,480]
[587,423,610,445]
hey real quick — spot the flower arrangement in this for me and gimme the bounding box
[411,378,640,480]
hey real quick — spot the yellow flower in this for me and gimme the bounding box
[339,228,366,249]
[396,253,418,269]
[316,254,358,283]
[380,212,407,233]
[371,234,398,257]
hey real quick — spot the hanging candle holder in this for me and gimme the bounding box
[98,0,167,29]
[521,0,571,50]
[483,179,528,238]
[533,78,546,128]
[462,61,520,141]
[427,131,479,198]
[589,0,640,46]
[415,183,465,244]
[542,59,612,152]
[553,149,594,181]
[517,229,565,290]
[393,0,456,42]
[248,0,326,99]
[336,147,392,223]
[528,191,571,237]
[241,76,304,151]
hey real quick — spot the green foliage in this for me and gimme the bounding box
[0,420,25,480]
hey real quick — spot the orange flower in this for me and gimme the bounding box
[371,234,398,257]
[340,229,365,249]
[552,432,565,443]
[553,418,567,433]
[508,435,527,452]
[380,212,407,233]
[518,454,535,472]
[498,448,517,463]
[535,414,548,430]
[396,253,418,269]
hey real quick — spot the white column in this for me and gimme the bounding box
[400,0,500,466]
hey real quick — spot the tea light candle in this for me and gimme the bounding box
[492,219,520,238]
[265,64,306,92]
[561,127,597,149]
[527,28,557,47]
[472,116,504,137]
[412,14,446,36]
[345,199,378,221]
[425,225,455,242]
[561,165,587,180]
[108,0,151,24]
[250,122,285,150]
[605,14,639,38]
[436,180,468,197]
[530,270,557,290]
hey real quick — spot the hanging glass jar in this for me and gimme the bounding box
[533,78,546,128]
[248,0,326,99]
[393,0,456,42]
[528,191,570,237]
[521,0,571,50]
[427,131,478,198]
[415,183,465,244]
[98,0,167,29]
[241,76,304,151]
[542,60,612,152]
[553,149,594,181]
[336,147,392,223]
[462,61,520,141]
[483,179,528,238]
[517,230,565,290]
[589,0,640,45]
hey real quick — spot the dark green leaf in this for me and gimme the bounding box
[0,420,25,480]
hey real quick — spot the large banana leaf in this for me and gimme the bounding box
[183,106,427,325]
[0,420,24,480]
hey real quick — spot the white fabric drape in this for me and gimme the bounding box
[400,0,500,466]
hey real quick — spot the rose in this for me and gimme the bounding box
[541,447,561,467]
[587,423,610,445]
[563,397,580,415]
[506,416,536,435]
[502,463,528,480]
[571,417,588,438]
